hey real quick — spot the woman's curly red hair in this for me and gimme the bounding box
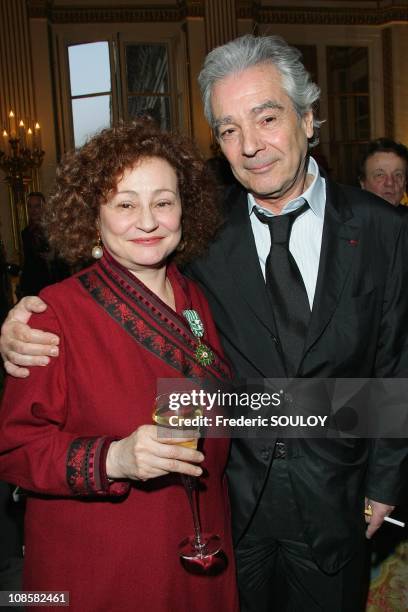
[45,120,222,265]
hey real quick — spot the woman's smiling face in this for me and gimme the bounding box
[99,156,182,273]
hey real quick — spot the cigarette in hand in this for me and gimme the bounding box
[364,505,405,528]
[383,516,405,527]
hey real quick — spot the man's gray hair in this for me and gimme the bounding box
[198,34,322,147]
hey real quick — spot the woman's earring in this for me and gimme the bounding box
[92,235,103,259]
[176,239,185,253]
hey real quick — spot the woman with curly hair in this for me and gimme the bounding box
[0,121,239,611]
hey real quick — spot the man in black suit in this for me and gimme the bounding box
[20,192,52,296]
[20,192,71,297]
[187,35,408,611]
[1,35,407,612]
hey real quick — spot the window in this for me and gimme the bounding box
[67,40,172,147]
[125,44,171,130]
[327,47,370,184]
[295,45,318,84]
[68,42,112,147]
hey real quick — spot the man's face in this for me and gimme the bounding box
[27,195,44,224]
[210,63,314,211]
[360,152,407,206]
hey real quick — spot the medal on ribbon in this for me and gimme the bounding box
[183,309,214,367]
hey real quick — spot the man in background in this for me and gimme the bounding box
[20,192,69,296]
[359,138,408,208]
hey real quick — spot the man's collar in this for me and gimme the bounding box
[247,156,325,217]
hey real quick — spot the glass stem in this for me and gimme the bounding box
[182,475,204,552]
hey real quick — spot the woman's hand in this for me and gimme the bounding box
[0,296,59,377]
[106,425,203,481]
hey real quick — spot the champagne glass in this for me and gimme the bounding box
[153,393,223,570]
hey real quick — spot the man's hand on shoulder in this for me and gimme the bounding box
[0,296,59,378]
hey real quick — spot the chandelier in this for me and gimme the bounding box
[1,110,44,184]
[0,110,45,261]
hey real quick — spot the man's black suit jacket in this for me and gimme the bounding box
[186,178,408,574]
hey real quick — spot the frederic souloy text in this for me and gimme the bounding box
[167,415,329,428]
[168,390,282,411]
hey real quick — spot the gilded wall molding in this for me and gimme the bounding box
[26,1,408,25]
[242,5,408,25]
[29,7,181,23]
[27,2,205,22]
[181,1,204,18]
